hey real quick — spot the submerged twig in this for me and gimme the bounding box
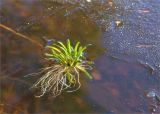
[138,60,155,75]
[0,24,43,48]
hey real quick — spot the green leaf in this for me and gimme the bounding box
[77,66,93,79]
[45,53,54,57]
[67,39,72,54]
[74,42,80,57]
[47,46,61,54]
[53,44,69,56]
[77,46,82,58]
[58,42,68,52]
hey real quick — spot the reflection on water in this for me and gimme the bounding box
[0,0,160,113]
[87,55,160,113]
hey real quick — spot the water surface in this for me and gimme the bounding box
[0,0,160,113]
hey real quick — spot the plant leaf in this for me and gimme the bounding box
[77,66,92,79]
[67,39,72,54]
[74,42,80,57]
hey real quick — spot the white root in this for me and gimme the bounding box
[67,67,81,93]
[30,65,82,97]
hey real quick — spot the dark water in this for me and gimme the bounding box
[0,0,160,113]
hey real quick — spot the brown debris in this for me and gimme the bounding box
[92,69,101,80]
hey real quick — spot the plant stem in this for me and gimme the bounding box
[0,24,43,48]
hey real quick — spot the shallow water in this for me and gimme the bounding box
[0,0,160,113]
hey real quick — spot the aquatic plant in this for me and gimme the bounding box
[30,39,93,97]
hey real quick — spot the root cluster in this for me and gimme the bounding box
[27,65,81,97]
